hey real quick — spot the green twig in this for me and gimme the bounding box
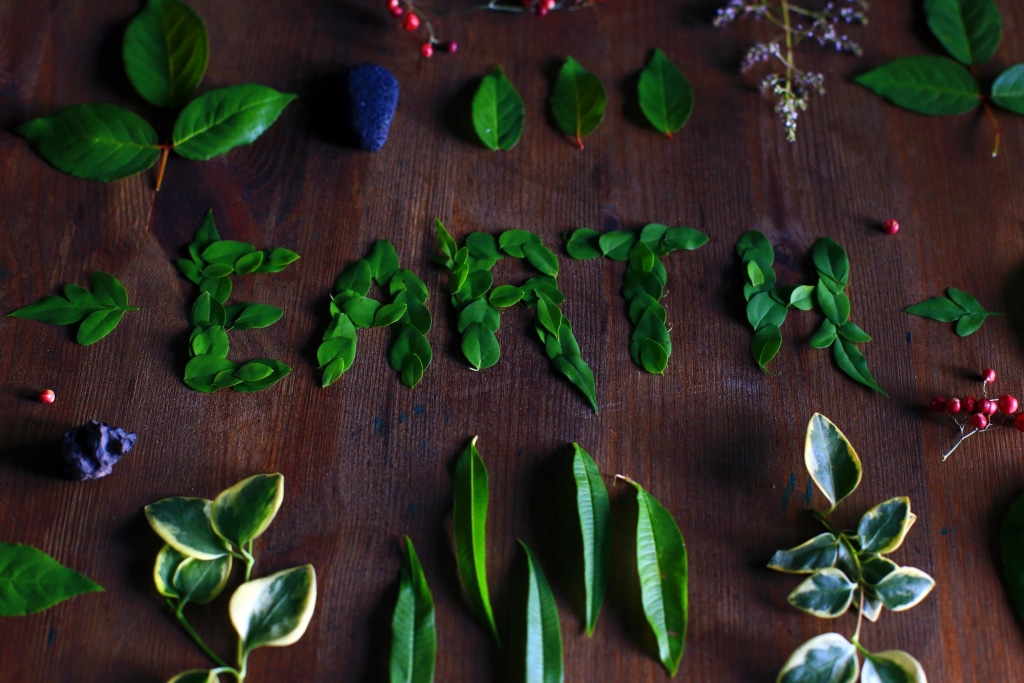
[170,600,230,669]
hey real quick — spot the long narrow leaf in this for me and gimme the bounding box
[571,444,609,636]
[390,537,436,683]
[521,542,564,683]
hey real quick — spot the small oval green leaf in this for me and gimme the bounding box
[472,66,525,151]
[230,564,317,653]
[462,322,500,370]
[637,48,693,137]
[551,56,607,148]
[804,414,862,512]
[172,84,297,160]
[751,324,783,371]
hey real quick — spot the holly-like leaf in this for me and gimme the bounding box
[768,533,839,574]
[862,649,928,683]
[872,567,935,611]
[472,67,525,151]
[804,413,862,512]
[229,564,317,653]
[0,542,102,616]
[390,537,436,683]
[210,473,285,548]
[172,84,296,160]
[924,0,1002,66]
[144,497,230,559]
[550,56,607,148]
[520,541,564,683]
[992,64,1024,114]
[855,55,981,116]
[572,444,609,636]
[17,104,161,181]
[787,567,857,618]
[858,497,915,555]
[123,0,209,107]
[637,48,693,137]
[777,633,859,683]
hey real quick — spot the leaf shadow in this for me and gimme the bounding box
[0,428,64,479]
[95,15,135,104]
[300,68,359,148]
[302,292,335,384]
[494,546,528,683]
[358,574,400,683]
[438,76,482,148]
[620,68,650,133]
[1001,260,1024,357]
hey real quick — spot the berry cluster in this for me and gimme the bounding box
[930,368,1024,460]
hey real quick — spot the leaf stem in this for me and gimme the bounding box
[851,587,865,644]
[942,427,979,461]
[155,145,171,191]
[169,600,230,668]
[983,99,1001,158]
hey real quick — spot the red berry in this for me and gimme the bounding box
[544,0,556,8]
[536,4,548,14]
[443,40,458,53]
[930,396,947,412]
[946,398,961,414]
[971,412,988,430]
[402,12,420,29]
[39,389,55,404]
[883,219,899,235]
[420,42,433,57]
[1000,394,1020,414]
[389,5,404,16]
[983,368,997,383]
[981,399,998,416]
[962,396,977,413]
[1016,413,1024,432]
[388,0,401,7]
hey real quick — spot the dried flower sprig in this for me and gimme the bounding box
[714,0,868,141]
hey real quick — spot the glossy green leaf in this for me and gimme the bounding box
[257,247,300,273]
[1001,491,1024,626]
[389,327,432,388]
[123,0,209,107]
[17,104,161,181]
[551,56,607,148]
[523,242,559,278]
[200,275,232,304]
[390,537,436,683]
[472,67,525,151]
[777,633,858,683]
[946,286,984,311]
[435,219,458,269]
[747,292,787,330]
[173,554,233,606]
[230,564,317,653]
[768,533,839,574]
[452,438,499,643]
[145,497,230,560]
[598,230,636,261]
[815,280,850,326]
[862,650,928,683]
[462,322,500,370]
[211,473,284,548]
[77,308,126,345]
[804,414,862,512]
[811,238,849,287]
[367,239,401,284]
[167,670,218,683]
[90,271,130,308]
[566,229,603,260]
[787,567,856,618]
[232,358,290,392]
[489,285,524,308]
[855,55,981,116]
[234,251,265,275]
[838,321,872,343]
[809,320,837,349]
[924,0,1002,66]
[225,303,283,330]
[234,362,274,382]
[520,541,564,683]
[860,555,899,587]
[551,351,599,414]
[572,444,609,636]
[858,497,914,554]
[535,296,563,338]
[737,230,774,262]
[0,542,102,616]
[955,312,989,336]
[8,295,92,326]
[872,567,936,611]
[637,48,693,137]
[833,337,886,394]
[202,239,255,265]
[992,64,1024,114]
[905,296,965,322]
[619,476,687,676]
[154,544,187,599]
[374,302,409,328]
[172,84,296,160]
[663,226,708,253]
[184,355,237,392]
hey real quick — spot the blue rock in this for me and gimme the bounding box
[61,420,137,481]
[347,64,399,151]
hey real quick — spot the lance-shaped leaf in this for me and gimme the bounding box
[833,337,886,394]
[230,564,317,653]
[992,64,1024,115]
[390,537,436,683]
[872,567,935,611]
[472,67,525,151]
[804,414,862,512]
[777,633,859,683]
[17,104,161,181]
[452,438,499,643]
[858,497,915,555]
[550,56,606,148]
[210,473,284,548]
[787,567,857,618]
[571,444,609,636]
[904,296,966,322]
[637,48,693,137]
[862,649,928,683]
[1001,491,1024,625]
[768,533,839,574]
[145,497,230,560]
[172,84,297,160]
[618,476,687,676]
[123,0,209,108]
[520,541,564,683]
[224,303,284,330]
[0,542,103,616]
[855,55,981,116]
[924,0,1002,66]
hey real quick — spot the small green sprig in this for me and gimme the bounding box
[8,271,137,345]
[771,414,934,683]
[905,286,1002,336]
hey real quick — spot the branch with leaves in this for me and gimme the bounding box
[905,286,1002,337]
[8,272,136,345]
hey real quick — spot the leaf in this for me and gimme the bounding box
[90,271,131,309]
[523,242,560,278]
[520,542,564,683]
[374,302,409,328]
[389,327,432,388]
[535,296,563,338]
[787,567,857,618]
[225,303,284,330]
[992,64,1024,114]
[123,0,209,107]
[872,567,935,611]
[172,554,233,606]
[858,497,914,554]
[435,219,458,269]
[550,56,607,148]
[946,286,985,311]
[154,544,186,599]
[905,295,965,322]
[855,55,981,116]
[211,473,284,548]
[776,633,859,683]
[629,241,656,273]
[768,533,839,574]
[597,230,636,261]
[77,309,126,345]
[232,358,290,392]
[566,229,603,260]
[390,537,436,683]
[860,555,899,587]
[167,670,219,683]
[572,444,609,636]
[367,240,401,285]
[462,322,500,370]
[618,476,687,676]
[751,324,783,370]
[924,0,1002,66]
[815,280,850,326]
[838,321,872,343]
[833,337,886,394]
[1001,491,1024,626]
[145,497,231,559]
[8,295,91,326]
[17,104,161,181]
[637,48,694,137]
[489,285,524,308]
[640,338,669,375]
[172,84,297,160]
[0,542,102,616]
[811,238,849,287]
[230,564,317,653]
[736,230,774,262]
[955,312,989,337]
[257,247,300,273]
[747,292,787,330]
[498,229,540,258]
[551,352,599,414]
[862,650,928,683]
[184,355,237,392]
[452,438,500,643]
[809,320,837,349]
[472,67,525,151]
[804,413,862,512]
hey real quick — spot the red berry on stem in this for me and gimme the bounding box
[1000,394,1020,414]
[544,0,556,8]
[983,368,997,383]
[971,412,988,429]
[388,0,401,7]
[883,219,899,235]
[930,396,947,412]
[536,5,548,14]
[402,12,420,29]
[1016,413,1024,432]
[962,396,976,413]
[39,389,55,404]
[389,5,404,16]
[945,397,961,414]
[420,42,433,57]
[443,40,458,53]
[981,399,998,416]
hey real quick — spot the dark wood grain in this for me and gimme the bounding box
[2,1,1024,681]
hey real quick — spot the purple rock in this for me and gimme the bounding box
[61,420,137,481]
[347,64,399,151]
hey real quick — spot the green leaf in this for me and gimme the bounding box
[154,544,186,599]
[9,295,91,326]
[955,312,990,336]
[472,67,525,151]
[389,327,432,388]
[232,358,290,392]
[804,413,862,512]
[90,271,130,308]
[905,295,965,322]
[787,567,857,618]
[855,55,981,116]
[435,219,458,269]
[809,320,837,349]
[777,633,858,683]
[374,302,409,328]
[833,337,886,394]
[862,650,928,683]
[77,308,126,345]
[390,537,436,683]
[257,247,300,273]
[367,240,401,285]
[924,0,1002,66]
[172,84,297,160]
[747,292,787,330]
[230,564,317,653]
[520,541,564,683]
[838,321,872,343]
[992,64,1024,114]
[64,283,101,309]
[225,303,284,330]
[144,497,230,559]
[736,230,774,262]
[458,300,500,334]
[123,0,209,107]
[751,324,783,371]
[167,669,219,683]
[184,355,237,392]
[489,285,524,308]
[498,229,540,258]
[202,240,256,266]
[452,438,499,643]
[234,251,265,276]
[536,296,563,338]
[618,476,687,676]
[462,322,500,370]
[872,567,935,611]
[550,56,607,148]
[200,276,232,304]
[1001,492,1024,626]
[637,48,694,137]
[551,352,599,414]
[211,473,284,548]
[811,238,849,288]
[566,229,603,260]
[173,554,233,606]
[523,242,560,277]
[860,555,899,587]
[858,497,915,554]
[946,286,984,311]
[768,533,839,574]
[598,230,636,261]
[640,338,669,375]
[571,444,609,636]
[0,542,102,616]
[629,241,657,273]
[17,104,161,181]
[815,281,850,326]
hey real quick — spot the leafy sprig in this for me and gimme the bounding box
[0,542,102,616]
[905,286,1002,336]
[8,271,137,345]
[551,56,607,149]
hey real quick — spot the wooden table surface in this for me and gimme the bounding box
[3,1,1024,681]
